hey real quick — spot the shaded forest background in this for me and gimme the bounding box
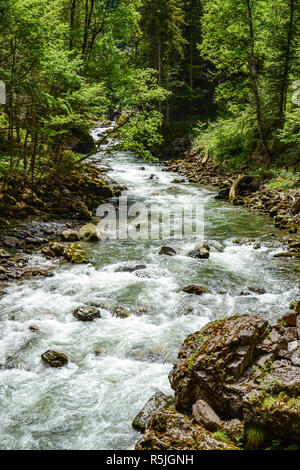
[0,0,299,190]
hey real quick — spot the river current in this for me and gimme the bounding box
[0,125,299,449]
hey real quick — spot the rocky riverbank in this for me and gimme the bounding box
[165,151,300,235]
[134,307,300,450]
[0,162,124,288]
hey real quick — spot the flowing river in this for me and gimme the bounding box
[0,125,299,450]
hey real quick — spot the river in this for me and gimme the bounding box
[0,125,299,449]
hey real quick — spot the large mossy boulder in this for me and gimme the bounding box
[132,392,175,432]
[70,125,95,155]
[168,313,300,446]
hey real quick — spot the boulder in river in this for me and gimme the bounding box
[132,391,175,432]
[73,306,101,322]
[183,285,207,295]
[78,223,101,242]
[41,350,68,368]
[188,243,210,259]
[159,246,176,256]
[60,229,79,242]
[64,243,88,264]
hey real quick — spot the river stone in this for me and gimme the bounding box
[183,285,207,295]
[132,392,175,432]
[61,229,79,242]
[282,311,298,327]
[159,246,176,256]
[64,243,88,264]
[113,307,130,318]
[78,223,101,242]
[115,262,146,273]
[0,249,11,259]
[3,237,20,248]
[42,242,65,258]
[41,350,68,368]
[188,244,210,259]
[192,399,222,432]
[135,409,237,450]
[73,306,101,322]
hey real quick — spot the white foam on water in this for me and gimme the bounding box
[0,127,298,449]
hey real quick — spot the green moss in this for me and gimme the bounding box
[212,431,230,443]
[246,426,265,449]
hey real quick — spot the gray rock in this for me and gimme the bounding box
[159,246,176,256]
[73,306,101,322]
[132,391,175,432]
[41,350,68,368]
[192,399,221,432]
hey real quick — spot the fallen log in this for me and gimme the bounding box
[229,174,248,201]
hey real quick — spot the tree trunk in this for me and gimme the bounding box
[278,0,295,129]
[69,0,77,50]
[30,107,38,182]
[245,0,271,163]
[229,175,248,201]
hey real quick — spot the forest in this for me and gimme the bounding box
[0,0,299,186]
[0,0,300,455]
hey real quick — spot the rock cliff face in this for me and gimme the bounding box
[136,310,300,450]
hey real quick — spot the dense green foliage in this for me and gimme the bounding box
[0,0,299,183]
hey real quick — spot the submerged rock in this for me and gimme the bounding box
[73,306,101,322]
[183,285,207,295]
[113,307,131,318]
[41,350,68,368]
[159,246,176,256]
[132,392,175,432]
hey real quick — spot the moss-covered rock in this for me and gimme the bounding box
[41,350,68,368]
[64,242,88,264]
[132,392,175,432]
[135,409,237,450]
